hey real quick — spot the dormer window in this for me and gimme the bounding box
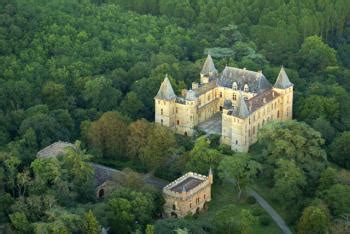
[244,84,249,92]
[232,82,238,90]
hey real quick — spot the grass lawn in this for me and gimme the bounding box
[190,182,282,234]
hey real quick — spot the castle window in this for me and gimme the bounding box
[277,111,280,118]
[190,203,192,208]
[161,119,163,125]
[204,194,206,199]
[233,94,237,100]
[220,92,222,98]
[161,109,163,115]
[173,204,176,210]
[232,82,238,90]
[176,108,178,113]
[177,120,180,125]
[244,84,249,92]
[236,140,238,145]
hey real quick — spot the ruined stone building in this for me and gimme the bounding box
[163,170,213,218]
[155,55,293,152]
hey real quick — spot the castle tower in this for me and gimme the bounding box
[155,74,177,127]
[273,66,294,120]
[231,91,250,152]
[200,54,217,84]
[184,89,198,136]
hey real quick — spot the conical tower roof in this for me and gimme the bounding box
[237,91,250,118]
[155,75,176,100]
[201,54,217,76]
[274,66,293,89]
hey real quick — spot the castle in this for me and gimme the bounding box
[155,55,293,152]
[163,170,213,218]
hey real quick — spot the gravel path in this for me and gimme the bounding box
[247,188,292,234]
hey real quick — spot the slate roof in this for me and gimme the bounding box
[193,80,217,96]
[170,177,205,193]
[91,163,123,187]
[155,75,176,100]
[223,99,232,109]
[186,89,197,101]
[36,141,75,158]
[274,67,293,89]
[232,92,250,118]
[246,89,280,113]
[201,54,217,76]
[218,67,272,93]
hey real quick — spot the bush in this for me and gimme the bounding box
[259,215,271,226]
[251,205,264,216]
[246,196,256,204]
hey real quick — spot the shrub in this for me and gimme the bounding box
[251,205,264,216]
[259,215,271,226]
[246,196,256,204]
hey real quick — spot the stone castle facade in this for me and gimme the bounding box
[155,55,293,152]
[163,170,213,218]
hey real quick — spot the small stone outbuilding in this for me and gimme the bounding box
[163,170,213,218]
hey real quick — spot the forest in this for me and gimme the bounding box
[0,0,350,233]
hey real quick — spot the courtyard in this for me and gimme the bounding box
[198,113,222,135]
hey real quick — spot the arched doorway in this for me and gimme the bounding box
[196,207,200,214]
[184,132,188,136]
[98,189,105,198]
[171,212,178,218]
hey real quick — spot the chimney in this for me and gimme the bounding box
[208,167,213,184]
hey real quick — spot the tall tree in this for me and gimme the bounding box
[257,121,327,191]
[329,131,350,169]
[297,205,330,234]
[83,210,100,234]
[218,154,261,199]
[87,112,129,160]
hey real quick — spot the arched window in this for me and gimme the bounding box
[161,119,163,125]
[232,82,238,90]
[233,94,237,100]
[161,109,163,115]
[244,84,249,92]
[177,120,180,125]
[173,204,176,210]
